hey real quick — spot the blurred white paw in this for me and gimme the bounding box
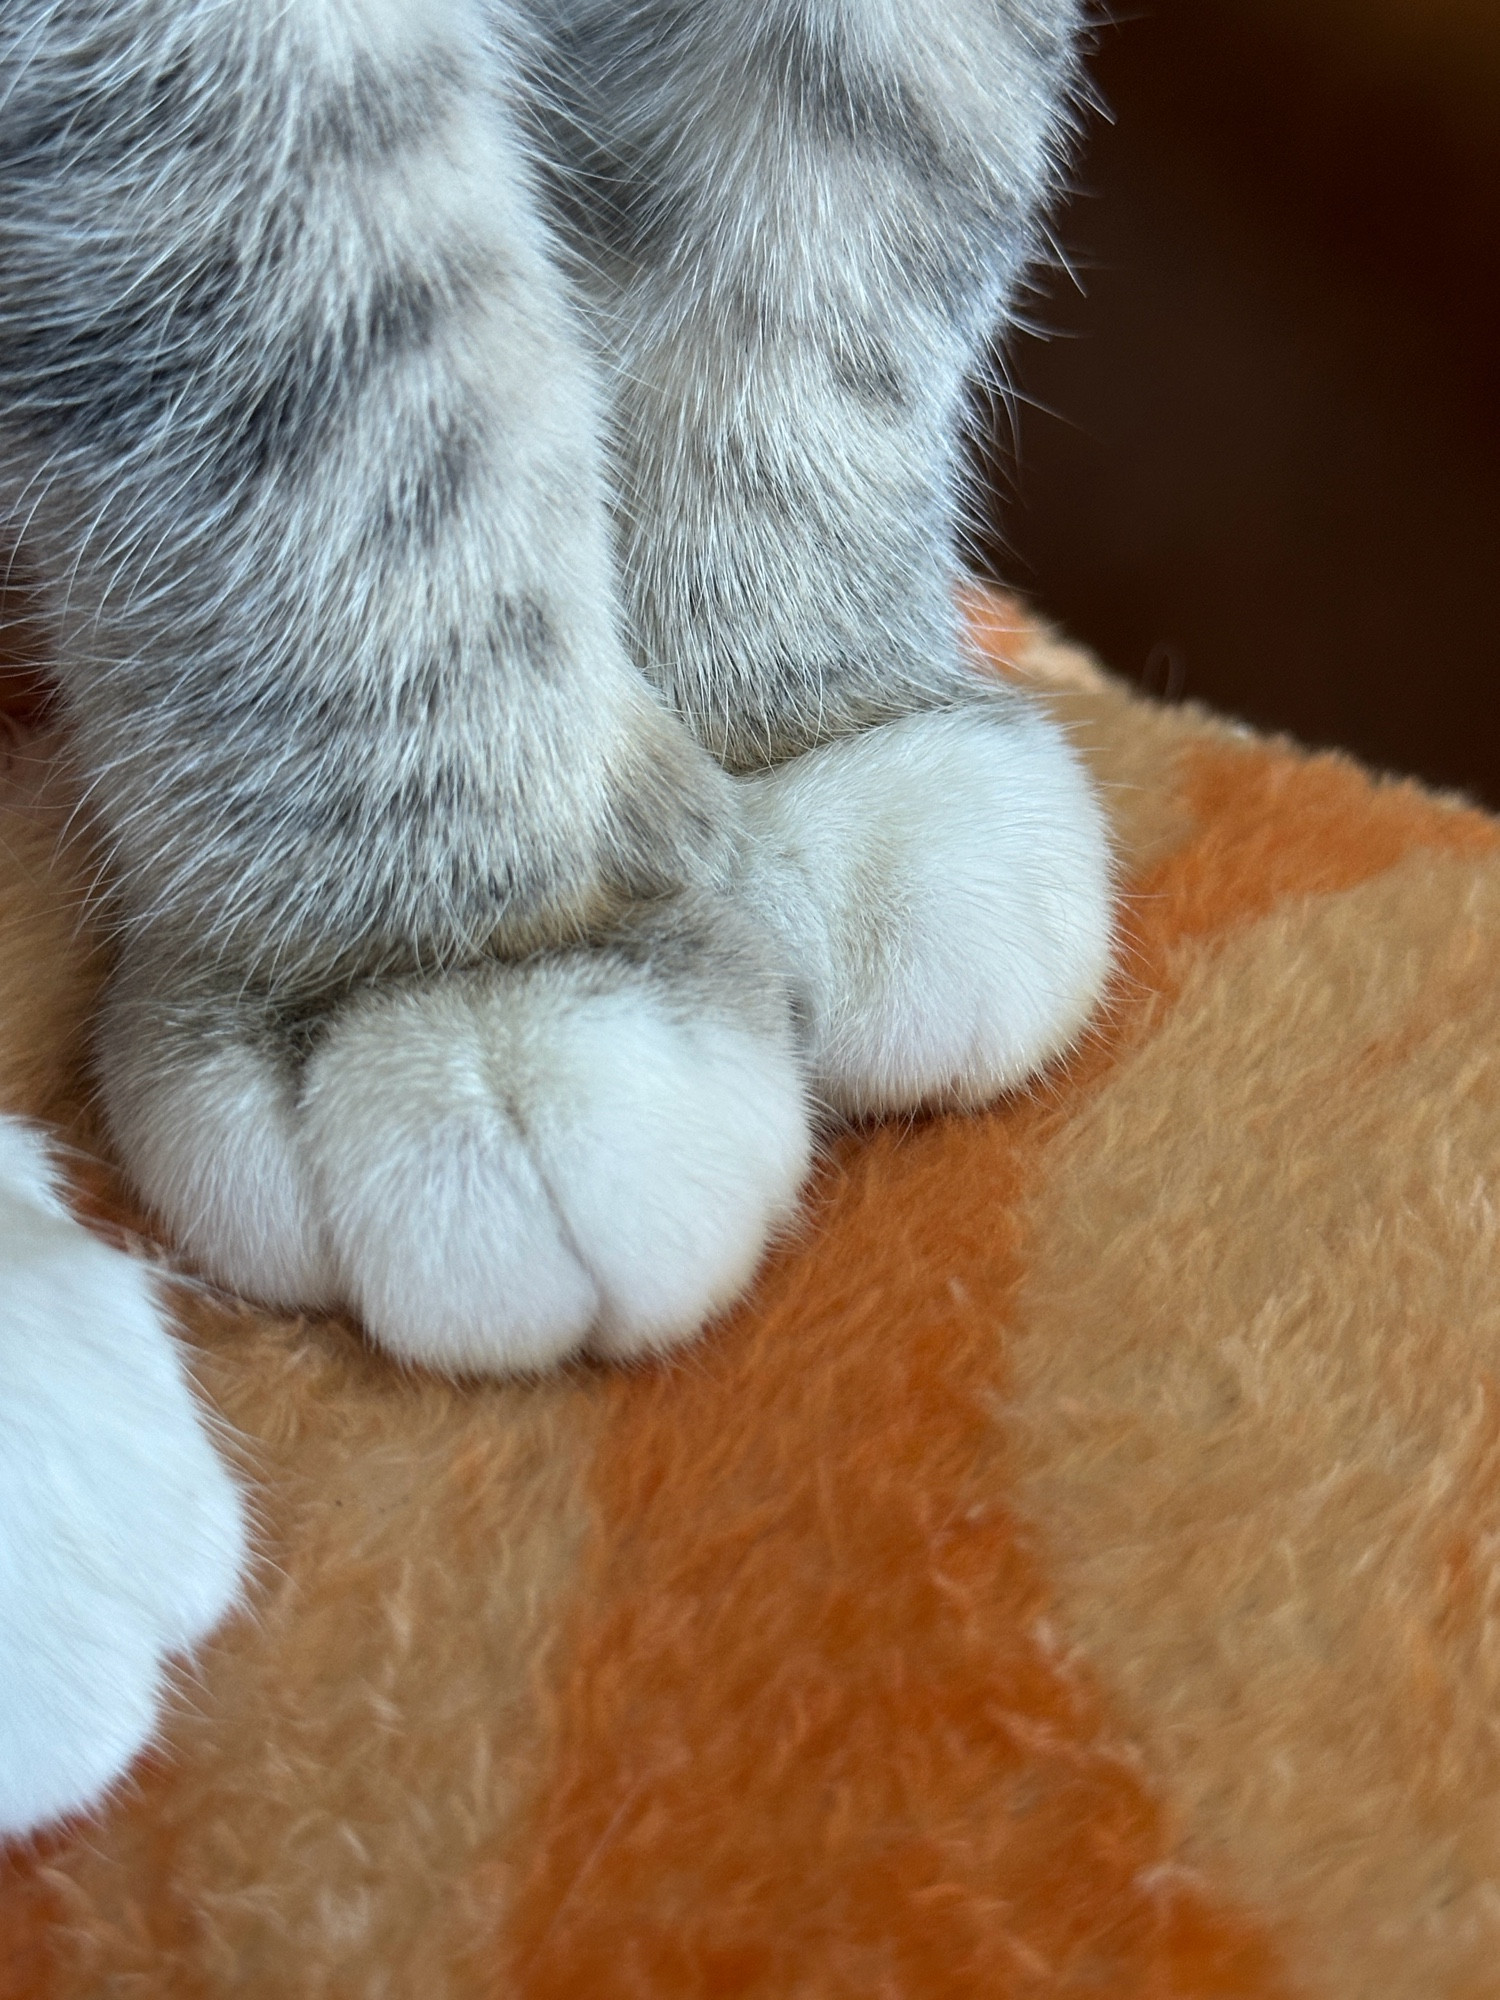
[0,1119,246,1839]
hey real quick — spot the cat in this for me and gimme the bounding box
[0,0,1111,1838]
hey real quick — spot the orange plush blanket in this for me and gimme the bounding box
[3,594,1499,1998]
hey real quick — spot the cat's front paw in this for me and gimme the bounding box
[99,928,812,1376]
[742,702,1114,1116]
[0,1121,246,1839]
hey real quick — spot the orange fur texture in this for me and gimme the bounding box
[3,596,1499,1995]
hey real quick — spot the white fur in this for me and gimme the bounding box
[110,971,811,1376]
[104,1035,336,1311]
[0,1117,247,1839]
[302,969,812,1369]
[742,704,1114,1116]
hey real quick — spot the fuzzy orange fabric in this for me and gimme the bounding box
[3,596,1499,1996]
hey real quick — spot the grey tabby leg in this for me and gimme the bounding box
[530,0,1085,760]
[530,0,1115,1113]
[0,0,810,1369]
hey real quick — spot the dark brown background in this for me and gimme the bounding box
[979,0,1500,805]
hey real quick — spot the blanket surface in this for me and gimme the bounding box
[2,594,1498,1998]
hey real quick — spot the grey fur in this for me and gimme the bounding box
[530,0,1081,765]
[0,0,1084,1199]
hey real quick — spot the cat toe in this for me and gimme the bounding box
[299,975,599,1374]
[98,990,335,1309]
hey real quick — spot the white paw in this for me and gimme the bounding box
[102,962,811,1376]
[0,1119,246,1840]
[742,703,1114,1116]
